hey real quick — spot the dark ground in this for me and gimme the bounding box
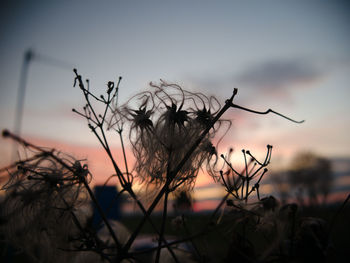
[1,204,349,262]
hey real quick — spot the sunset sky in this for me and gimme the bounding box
[1,1,349,208]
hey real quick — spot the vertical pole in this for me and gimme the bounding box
[12,49,33,160]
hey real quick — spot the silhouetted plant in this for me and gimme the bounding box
[2,69,345,263]
[0,136,92,262]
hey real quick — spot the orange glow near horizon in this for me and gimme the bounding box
[1,133,349,212]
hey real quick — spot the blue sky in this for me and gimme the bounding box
[0,0,349,171]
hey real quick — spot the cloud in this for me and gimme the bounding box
[183,58,328,150]
[236,59,324,94]
[187,57,327,102]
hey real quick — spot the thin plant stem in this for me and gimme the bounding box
[328,193,350,236]
[210,192,231,224]
[229,103,304,124]
[123,89,238,251]
[117,129,131,183]
[155,191,176,263]
[74,73,177,255]
[80,173,123,252]
[243,150,249,203]
[182,214,202,262]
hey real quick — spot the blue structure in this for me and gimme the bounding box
[92,185,122,229]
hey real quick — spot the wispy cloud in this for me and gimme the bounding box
[236,59,324,94]
[187,57,327,102]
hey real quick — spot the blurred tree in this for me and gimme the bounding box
[173,190,193,213]
[270,171,290,205]
[288,152,333,205]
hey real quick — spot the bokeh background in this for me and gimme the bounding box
[1,0,349,211]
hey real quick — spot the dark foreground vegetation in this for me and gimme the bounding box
[0,70,348,262]
[1,203,349,262]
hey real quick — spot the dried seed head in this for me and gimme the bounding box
[0,152,91,262]
[109,81,223,190]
